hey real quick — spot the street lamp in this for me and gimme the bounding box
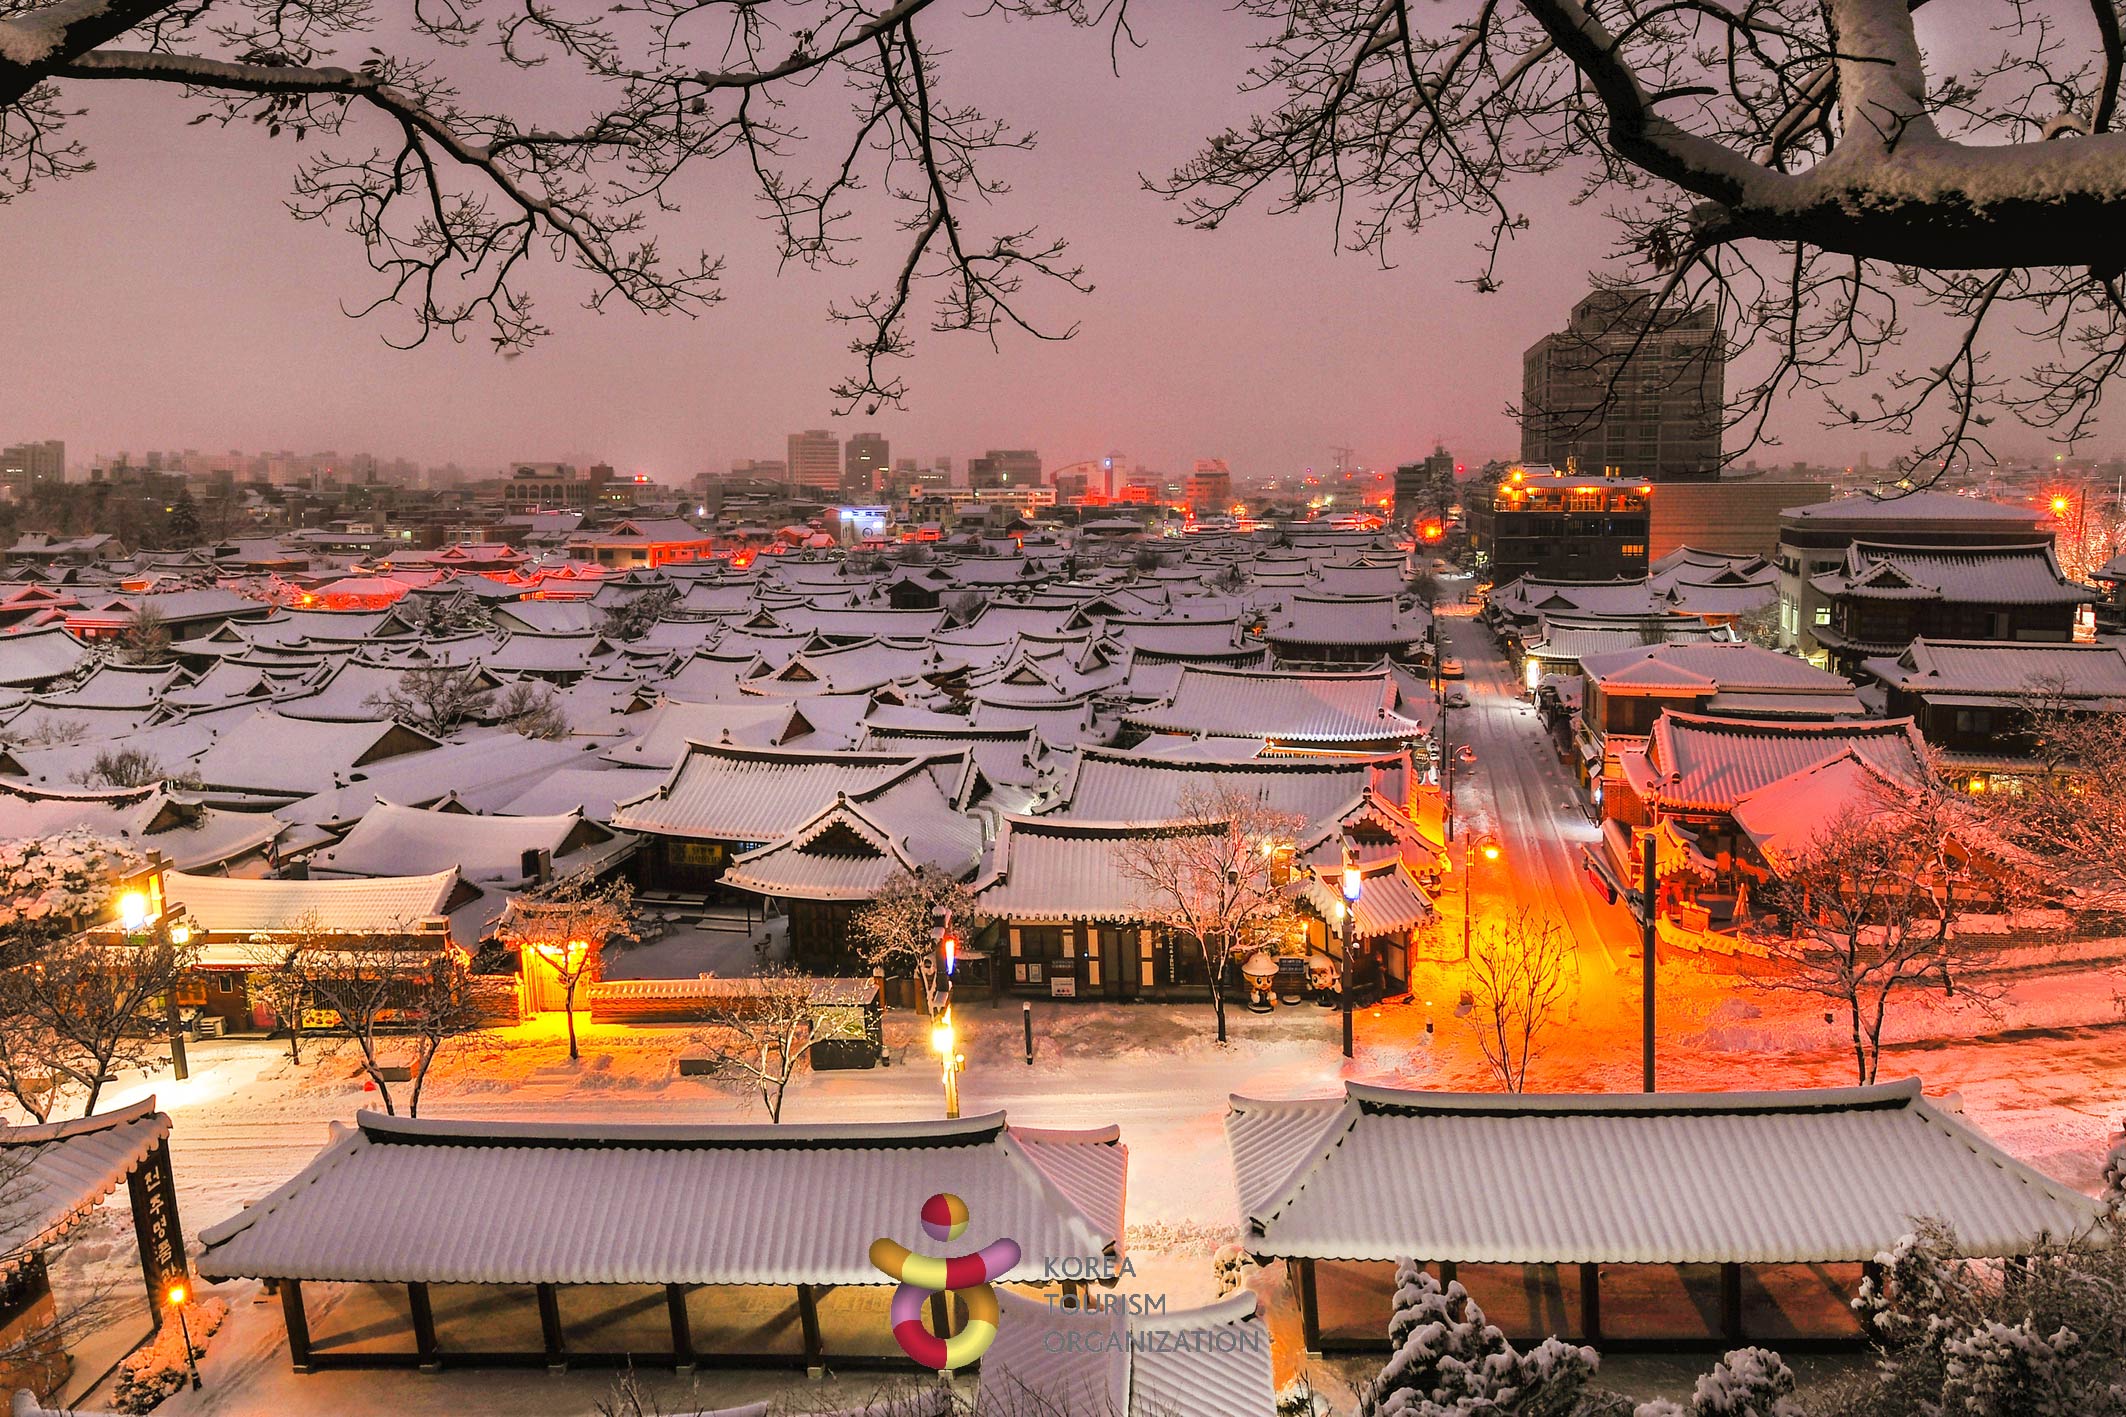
[1339,853,1362,1059]
[930,1007,962,1120]
[164,1280,203,1390]
[1463,837,1500,960]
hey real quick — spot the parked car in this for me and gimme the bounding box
[1440,659,1465,679]
[1444,687,1471,709]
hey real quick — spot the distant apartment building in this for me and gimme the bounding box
[1393,446,1457,533]
[1,440,65,495]
[1522,289,1724,481]
[786,430,841,490]
[843,432,889,499]
[1464,466,1651,585]
[968,449,1041,491]
[1183,459,1234,513]
[502,461,612,510]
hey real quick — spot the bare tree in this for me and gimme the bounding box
[297,925,490,1115]
[688,968,858,1123]
[1981,703,2126,917]
[117,603,172,666]
[363,663,493,736]
[0,919,194,1120]
[8,1,2123,453]
[493,870,636,1061]
[494,681,570,741]
[941,590,987,626]
[1461,905,1578,1093]
[69,746,199,790]
[1116,786,1304,1044]
[239,924,316,1065]
[1749,797,1998,1084]
[850,865,979,1007]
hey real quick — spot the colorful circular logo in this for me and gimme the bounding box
[869,1191,1022,1370]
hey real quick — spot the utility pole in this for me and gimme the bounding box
[1641,829,1658,1093]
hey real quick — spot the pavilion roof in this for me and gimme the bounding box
[199,1110,1124,1287]
[1226,1079,2100,1264]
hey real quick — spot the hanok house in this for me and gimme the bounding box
[972,816,1212,1000]
[1859,639,2126,791]
[1572,640,1863,810]
[155,868,512,1033]
[1118,666,1434,758]
[609,742,978,898]
[1807,541,2088,677]
[1604,713,1928,941]
[1227,1080,2101,1356]
[196,1110,1125,1375]
[1,1101,187,1403]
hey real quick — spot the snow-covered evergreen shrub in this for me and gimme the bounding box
[1360,1262,1596,1416]
[1213,1242,1255,1297]
[1633,1347,1800,1417]
[112,1295,226,1413]
[0,830,140,939]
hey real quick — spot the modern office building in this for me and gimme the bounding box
[843,432,889,499]
[1393,446,1457,533]
[1183,459,1233,513]
[786,430,841,490]
[969,449,1041,491]
[1,440,65,494]
[1522,290,1724,481]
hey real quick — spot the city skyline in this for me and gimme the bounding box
[11,9,2108,486]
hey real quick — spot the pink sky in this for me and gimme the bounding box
[0,4,2098,481]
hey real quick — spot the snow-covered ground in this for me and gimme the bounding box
[35,953,2126,1415]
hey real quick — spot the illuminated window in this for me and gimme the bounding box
[1620,544,1646,556]
[1813,607,1832,626]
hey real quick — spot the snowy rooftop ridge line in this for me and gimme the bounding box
[1223,1078,2103,1267]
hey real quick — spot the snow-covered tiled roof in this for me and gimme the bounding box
[1781,491,2043,525]
[973,816,1185,921]
[1863,638,2126,704]
[1622,712,1927,814]
[1040,747,1408,830]
[190,708,441,796]
[199,1111,1124,1286]
[611,742,969,843]
[1123,667,1428,745]
[0,626,90,686]
[1263,594,1429,652]
[982,1290,1275,1417]
[1,1098,173,1280]
[1580,640,1855,695]
[165,868,459,936]
[1227,1079,2101,1264]
[1811,541,2086,606]
[308,802,627,884]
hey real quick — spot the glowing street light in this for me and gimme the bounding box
[118,891,149,932]
[930,1007,962,1120]
[1338,850,1362,1059]
[164,1279,203,1389]
[1463,836,1501,960]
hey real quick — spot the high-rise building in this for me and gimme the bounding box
[1522,290,1723,481]
[968,449,1040,491]
[1393,445,1458,532]
[1183,459,1233,513]
[787,430,841,490]
[1,439,65,493]
[844,432,889,499]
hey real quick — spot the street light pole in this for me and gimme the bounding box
[1339,852,1362,1060]
[1641,828,1658,1094]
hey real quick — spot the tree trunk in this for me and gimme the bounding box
[564,976,580,1061]
[1210,950,1228,1044]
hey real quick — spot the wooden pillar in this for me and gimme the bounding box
[1721,1263,1743,1343]
[1439,1260,1458,1287]
[1295,1259,1322,1356]
[1578,1264,1602,1344]
[281,1279,313,1373]
[537,1283,565,1371]
[797,1284,824,1377]
[666,1285,694,1373]
[408,1283,439,1371]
